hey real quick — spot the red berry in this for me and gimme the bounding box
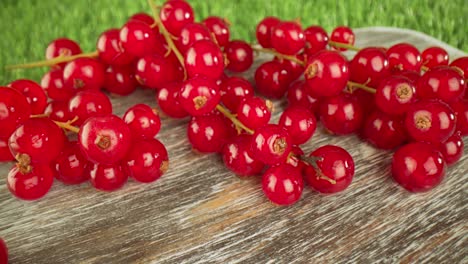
[124,138,168,183]
[119,20,158,57]
[375,76,417,116]
[256,16,281,48]
[304,145,354,194]
[421,46,449,69]
[202,16,230,47]
[7,164,54,200]
[53,141,88,184]
[160,0,194,36]
[8,79,47,115]
[438,132,464,165]
[97,28,135,66]
[391,142,446,192]
[9,118,65,164]
[255,60,290,99]
[87,162,128,192]
[251,124,292,165]
[45,101,71,122]
[123,104,161,140]
[129,12,155,25]
[45,38,82,68]
[304,25,329,56]
[219,76,254,112]
[79,115,132,164]
[330,26,355,51]
[450,57,468,78]
[185,39,224,80]
[286,80,320,113]
[405,100,456,144]
[279,106,317,145]
[0,137,14,162]
[157,82,189,118]
[222,134,264,176]
[274,54,305,82]
[262,164,303,205]
[0,87,32,138]
[41,69,75,101]
[135,53,178,89]
[270,21,305,55]
[362,110,407,150]
[416,66,466,103]
[68,90,113,126]
[304,50,350,97]
[103,66,138,96]
[394,70,421,84]
[349,47,391,88]
[225,40,254,72]
[179,75,221,116]
[353,88,377,119]
[450,99,468,136]
[63,58,105,91]
[319,93,364,135]
[177,23,211,54]
[387,43,422,72]
[236,96,272,130]
[187,113,232,153]
[0,238,7,264]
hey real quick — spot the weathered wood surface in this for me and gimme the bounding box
[0,27,467,264]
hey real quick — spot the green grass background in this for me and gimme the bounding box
[0,0,466,85]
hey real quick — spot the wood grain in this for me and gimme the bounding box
[0,27,467,264]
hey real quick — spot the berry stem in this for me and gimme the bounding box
[299,155,337,185]
[421,65,429,72]
[347,81,376,94]
[5,51,99,70]
[251,46,305,66]
[215,104,254,135]
[328,41,361,51]
[54,119,80,133]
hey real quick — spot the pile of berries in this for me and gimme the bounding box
[1,0,467,208]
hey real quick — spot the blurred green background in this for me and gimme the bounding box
[0,0,466,84]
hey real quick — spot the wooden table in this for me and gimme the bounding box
[0,27,467,264]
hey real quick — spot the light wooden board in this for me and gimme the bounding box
[0,27,467,264]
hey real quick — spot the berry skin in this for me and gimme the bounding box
[103,66,138,96]
[304,145,355,194]
[391,142,446,192]
[7,164,54,200]
[449,57,468,78]
[386,43,422,72]
[86,162,128,192]
[123,104,161,140]
[256,16,281,48]
[304,50,350,98]
[251,124,292,165]
[63,58,105,91]
[416,66,466,103]
[202,16,230,47]
[349,47,391,88]
[0,87,32,138]
[177,23,211,54]
[274,54,305,82]
[319,93,364,135]
[438,132,464,165]
[160,0,194,36]
[405,100,456,144]
[54,142,89,185]
[9,118,66,164]
[225,40,254,72]
[79,115,132,165]
[450,99,468,136]
[8,79,48,115]
[45,101,71,122]
[279,106,317,145]
[119,20,158,58]
[135,54,178,89]
[0,137,14,162]
[375,76,417,116]
[270,21,305,55]
[68,90,113,126]
[157,82,189,118]
[304,25,329,56]
[330,26,355,51]
[236,96,272,130]
[219,76,254,112]
[124,138,168,183]
[45,38,82,68]
[129,12,155,25]
[255,60,290,99]
[286,80,320,113]
[222,134,264,176]
[0,238,7,264]
[179,75,221,116]
[362,110,407,150]
[187,114,232,153]
[421,46,449,69]
[262,164,303,206]
[41,69,75,101]
[97,28,135,66]
[185,39,225,80]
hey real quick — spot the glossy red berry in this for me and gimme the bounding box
[157,82,189,118]
[416,66,466,103]
[262,164,303,206]
[251,124,292,165]
[125,138,168,183]
[68,90,112,126]
[236,96,272,130]
[319,93,364,135]
[54,142,88,184]
[270,21,305,55]
[103,66,138,96]
[391,142,446,192]
[304,50,350,98]
[87,162,128,192]
[119,20,158,57]
[438,132,464,165]
[202,16,230,47]
[286,80,320,113]
[222,134,264,176]
[0,137,14,162]
[219,76,254,112]
[97,28,135,66]
[421,47,449,69]
[179,75,221,116]
[0,238,7,264]
[256,16,281,48]
[9,118,65,164]
[63,58,105,91]
[330,26,355,51]
[123,104,161,140]
[304,145,354,194]
[279,106,317,145]
[362,110,407,150]
[45,101,71,122]
[7,164,54,200]
[0,87,31,138]
[450,99,468,136]
[405,100,456,144]
[8,79,47,115]
[353,88,377,119]
[394,70,421,84]
[225,40,254,72]
[177,23,211,54]
[304,25,329,56]
[160,0,194,36]
[375,76,417,116]
[187,114,232,153]
[255,60,290,99]
[387,43,422,72]
[274,54,305,82]
[185,39,224,80]
[41,69,75,101]
[79,115,132,164]
[349,47,391,88]
[449,57,468,78]
[129,12,155,25]
[135,53,178,89]
[45,38,82,68]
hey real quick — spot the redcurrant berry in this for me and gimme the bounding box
[279,106,317,145]
[46,38,82,68]
[219,76,254,112]
[256,16,281,48]
[45,101,71,122]
[262,163,303,205]
[41,69,76,101]
[7,163,54,200]
[185,39,224,80]
[286,80,320,114]
[179,75,221,116]
[330,26,355,51]
[160,0,194,36]
[319,93,364,135]
[270,21,305,55]
[187,113,232,153]
[177,23,211,54]
[416,66,466,103]
[255,60,290,99]
[8,79,47,115]
[387,43,422,72]
[86,162,128,192]
[202,16,230,47]
[119,20,158,57]
[54,141,88,184]
[0,87,31,138]
[421,46,449,69]
[375,76,417,116]
[222,134,264,176]
[304,25,329,56]
[68,90,113,126]
[103,66,138,96]
[123,104,161,140]
[236,96,272,130]
[63,58,105,91]
[124,138,168,183]
[251,124,292,165]
[97,28,135,66]
[349,47,391,88]
[362,110,407,150]
[225,40,254,72]
[438,132,464,165]
[157,82,189,118]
